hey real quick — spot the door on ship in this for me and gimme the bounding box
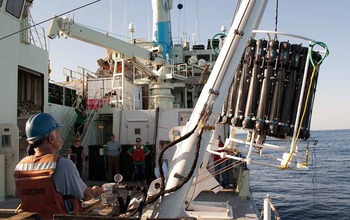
[17,67,44,158]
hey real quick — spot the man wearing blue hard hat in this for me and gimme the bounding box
[14,113,103,219]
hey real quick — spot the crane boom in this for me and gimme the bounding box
[48,17,163,64]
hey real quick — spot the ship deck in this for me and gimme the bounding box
[194,190,259,220]
[0,181,259,220]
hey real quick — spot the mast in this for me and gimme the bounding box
[109,0,113,33]
[152,0,268,217]
[151,0,173,61]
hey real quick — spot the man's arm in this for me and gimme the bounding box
[83,186,104,201]
[53,158,98,201]
[127,147,133,157]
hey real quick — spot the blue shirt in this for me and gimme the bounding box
[52,158,87,211]
[106,141,121,157]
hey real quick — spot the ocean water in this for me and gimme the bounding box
[249,129,350,220]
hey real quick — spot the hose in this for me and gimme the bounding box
[145,104,214,206]
[211,33,227,55]
[281,41,329,170]
[309,41,329,66]
[145,110,205,205]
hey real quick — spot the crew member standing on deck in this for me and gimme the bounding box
[106,134,122,181]
[14,113,103,219]
[68,138,86,178]
[128,137,150,186]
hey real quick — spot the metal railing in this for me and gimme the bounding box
[20,12,47,50]
[59,99,80,143]
[79,109,97,146]
[259,194,281,220]
[78,90,102,142]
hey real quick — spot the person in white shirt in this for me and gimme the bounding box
[105,134,122,181]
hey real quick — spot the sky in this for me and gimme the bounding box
[30,0,350,131]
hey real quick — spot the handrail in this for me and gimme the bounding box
[79,108,96,140]
[60,98,80,143]
[77,66,97,79]
[20,12,47,50]
[260,194,281,220]
[29,13,47,50]
[63,68,85,81]
[78,90,101,142]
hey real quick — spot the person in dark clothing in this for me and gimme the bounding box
[68,138,86,177]
[127,138,150,186]
[74,107,87,136]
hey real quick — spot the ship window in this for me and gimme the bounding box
[6,0,25,18]
[134,128,141,135]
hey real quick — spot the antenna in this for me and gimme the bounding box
[109,0,113,33]
[195,0,200,43]
[147,1,150,41]
[123,0,127,38]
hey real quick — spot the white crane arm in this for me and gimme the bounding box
[48,17,163,64]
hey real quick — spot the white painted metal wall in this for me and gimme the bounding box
[0,3,48,196]
[0,123,19,197]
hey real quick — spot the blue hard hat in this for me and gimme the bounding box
[25,113,62,141]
